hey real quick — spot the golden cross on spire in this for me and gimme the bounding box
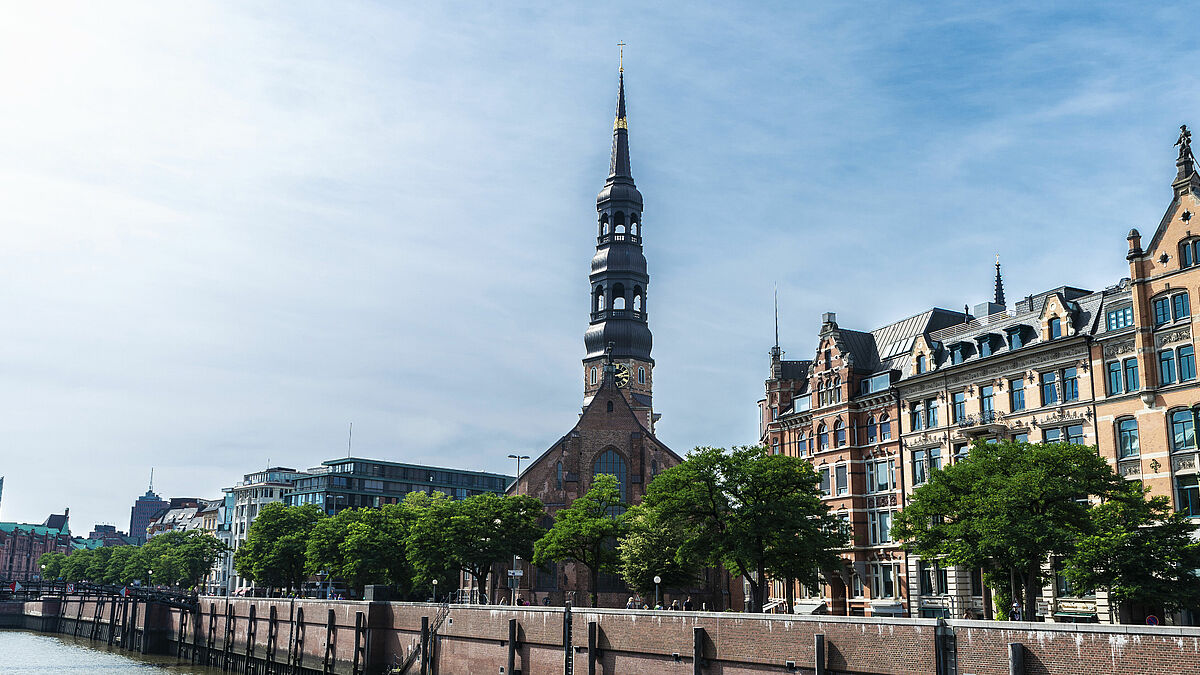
[618,41,626,72]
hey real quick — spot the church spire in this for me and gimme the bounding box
[994,255,1006,307]
[609,70,632,181]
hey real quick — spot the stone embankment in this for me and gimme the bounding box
[4,595,1199,674]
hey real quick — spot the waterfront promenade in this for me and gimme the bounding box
[4,595,1200,674]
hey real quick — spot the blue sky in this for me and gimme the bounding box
[2,2,1198,529]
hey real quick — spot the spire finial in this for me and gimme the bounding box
[618,41,625,73]
[994,254,1006,306]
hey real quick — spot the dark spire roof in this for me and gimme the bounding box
[994,255,1006,306]
[609,71,631,180]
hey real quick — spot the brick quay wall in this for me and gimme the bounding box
[8,596,1200,674]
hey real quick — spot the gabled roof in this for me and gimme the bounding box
[0,522,70,537]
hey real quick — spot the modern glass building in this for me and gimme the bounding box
[284,457,513,515]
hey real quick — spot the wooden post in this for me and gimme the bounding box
[1009,642,1024,675]
[562,602,572,675]
[507,618,518,675]
[419,615,430,675]
[814,633,825,675]
[587,620,598,675]
[692,626,705,675]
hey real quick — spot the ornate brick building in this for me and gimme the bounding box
[762,125,1200,625]
[507,67,682,608]
[1,512,72,582]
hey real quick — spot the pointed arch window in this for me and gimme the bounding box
[867,415,877,444]
[593,449,627,506]
[834,420,846,447]
[556,461,564,490]
[637,366,645,384]
[590,367,598,385]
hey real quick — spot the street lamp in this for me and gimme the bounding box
[147,569,153,588]
[507,454,530,483]
[654,575,662,609]
[431,578,438,602]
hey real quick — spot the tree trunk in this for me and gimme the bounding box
[784,577,795,615]
[589,562,599,608]
[1024,566,1040,622]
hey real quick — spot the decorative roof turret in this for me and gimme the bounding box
[994,255,1006,307]
[1174,124,1200,197]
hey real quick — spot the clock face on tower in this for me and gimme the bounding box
[614,364,630,387]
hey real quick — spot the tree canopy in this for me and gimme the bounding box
[38,530,228,589]
[891,439,1126,619]
[641,446,848,612]
[533,473,627,607]
[234,502,324,592]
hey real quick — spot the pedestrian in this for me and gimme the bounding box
[670,599,680,611]
[1010,602,1021,621]
[683,596,693,611]
[625,597,635,609]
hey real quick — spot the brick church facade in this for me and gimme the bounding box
[506,68,682,608]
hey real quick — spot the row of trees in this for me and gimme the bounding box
[38,530,228,589]
[233,446,846,611]
[233,491,545,600]
[893,440,1200,620]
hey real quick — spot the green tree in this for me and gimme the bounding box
[234,503,324,592]
[37,552,67,580]
[642,446,848,612]
[1062,483,1200,619]
[121,546,151,586]
[60,549,93,582]
[410,492,544,601]
[617,504,701,601]
[139,531,229,588]
[891,440,1125,619]
[307,503,416,594]
[103,546,138,585]
[84,547,115,583]
[533,474,626,607]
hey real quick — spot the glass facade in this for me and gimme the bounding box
[284,458,512,514]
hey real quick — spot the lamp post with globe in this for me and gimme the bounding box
[654,575,661,609]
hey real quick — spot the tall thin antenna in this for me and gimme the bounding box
[348,422,353,458]
[148,467,154,492]
[774,283,779,349]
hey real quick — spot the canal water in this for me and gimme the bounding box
[0,630,222,673]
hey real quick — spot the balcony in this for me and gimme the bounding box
[955,410,1007,436]
[591,309,646,322]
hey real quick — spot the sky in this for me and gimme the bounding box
[2,2,1199,530]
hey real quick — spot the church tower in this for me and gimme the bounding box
[583,67,657,432]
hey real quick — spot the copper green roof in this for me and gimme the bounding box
[0,522,69,536]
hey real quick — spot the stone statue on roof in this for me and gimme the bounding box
[1178,124,1194,163]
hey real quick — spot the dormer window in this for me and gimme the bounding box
[950,343,966,365]
[1048,317,1062,339]
[916,354,927,374]
[977,335,999,358]
[1106,306,1133,331]
[1006,326,1024,350]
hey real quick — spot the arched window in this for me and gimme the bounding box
[632,216,640,237]
[593,449,627,504]
[590,367,598,385]
[637,366,645,384]
[834,420,846,447]
[833,376,842,403]
[1181,238,1200,268]
[797,431,807,456]
[633,285,643,312]
[1171,409,1195,452]
[772,439,780,455]
[1117,418,1139,459]
[606,400,614,412]
[818,423,829,451]
[879,413,891,441]
[556,461,563,490]
[916,354,927,374]
[612,283,626,310]
[594,287,605,312]
[614,212,626,229]
[600,214,609,235]
[867,415,877,443]
[650,459,659,478]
